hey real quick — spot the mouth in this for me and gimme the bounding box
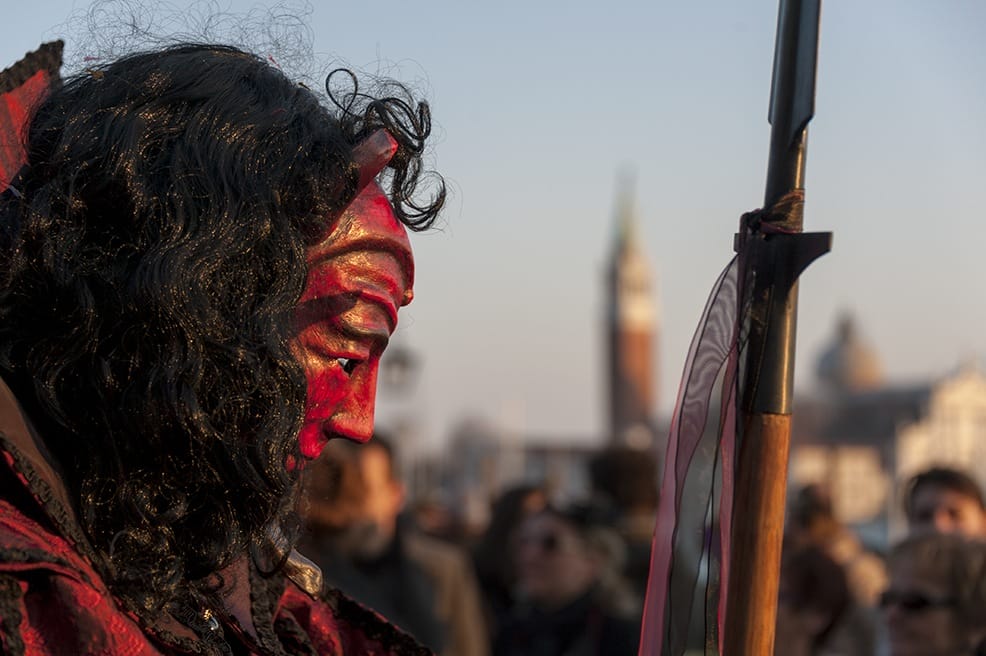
[298,423,330,460]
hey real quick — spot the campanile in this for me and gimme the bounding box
[605,180,659,448]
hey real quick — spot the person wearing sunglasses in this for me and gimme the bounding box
[881,532,986,656]
[494,503,640,656]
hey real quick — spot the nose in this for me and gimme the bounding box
[933,510,956,533]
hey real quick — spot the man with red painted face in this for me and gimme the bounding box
[294,153,417,458]
[0,42,442,654]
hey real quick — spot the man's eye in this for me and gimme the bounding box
[336,357,360,375]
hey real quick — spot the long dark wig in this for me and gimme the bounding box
[0,43,443,618]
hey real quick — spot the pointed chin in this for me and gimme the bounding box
[298,422,329,460]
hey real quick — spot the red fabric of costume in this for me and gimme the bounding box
[0,377,432,655]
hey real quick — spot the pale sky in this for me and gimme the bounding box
[4,1,986,452]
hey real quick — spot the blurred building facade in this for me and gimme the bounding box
[415,419,599,534]
[789,313,986,548]
[417,309,986,548]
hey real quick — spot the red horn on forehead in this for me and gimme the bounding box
[0,41,63,193]
[353,129,398,193]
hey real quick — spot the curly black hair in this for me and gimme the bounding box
[0,43,443,619]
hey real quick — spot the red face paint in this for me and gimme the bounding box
[293,181,414,460]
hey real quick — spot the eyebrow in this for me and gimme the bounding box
[312,235,414,284]
[294,288,398,343]
[337,314,392,350]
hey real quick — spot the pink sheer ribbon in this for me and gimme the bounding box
[638,255,745,656]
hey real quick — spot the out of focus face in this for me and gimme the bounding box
[293,183,414,459]
[909,485,986,537]
[356,445,404,542]
[882,560,967,656]
[514,513,599,610]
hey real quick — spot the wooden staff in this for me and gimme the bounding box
[722,1,830,654]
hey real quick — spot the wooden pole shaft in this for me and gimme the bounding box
[722,412,792,656]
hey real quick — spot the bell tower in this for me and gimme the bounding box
[606,177,659,448]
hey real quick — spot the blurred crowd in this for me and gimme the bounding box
[777,468,986,656]
[298,438,986,656]
[299,438,655,656]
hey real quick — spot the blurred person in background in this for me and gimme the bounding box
[413,495,467,543]
[494,503,640,656]
[301,435,489,656]
[775,544,877,656]
[787,484,888,607]
[472,484,548,645]
[904,467,986,537]
[587,446,659,601]
[881,532,986,656]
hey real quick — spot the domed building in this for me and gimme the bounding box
[790,313,986,547]
[816,314,884,394]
